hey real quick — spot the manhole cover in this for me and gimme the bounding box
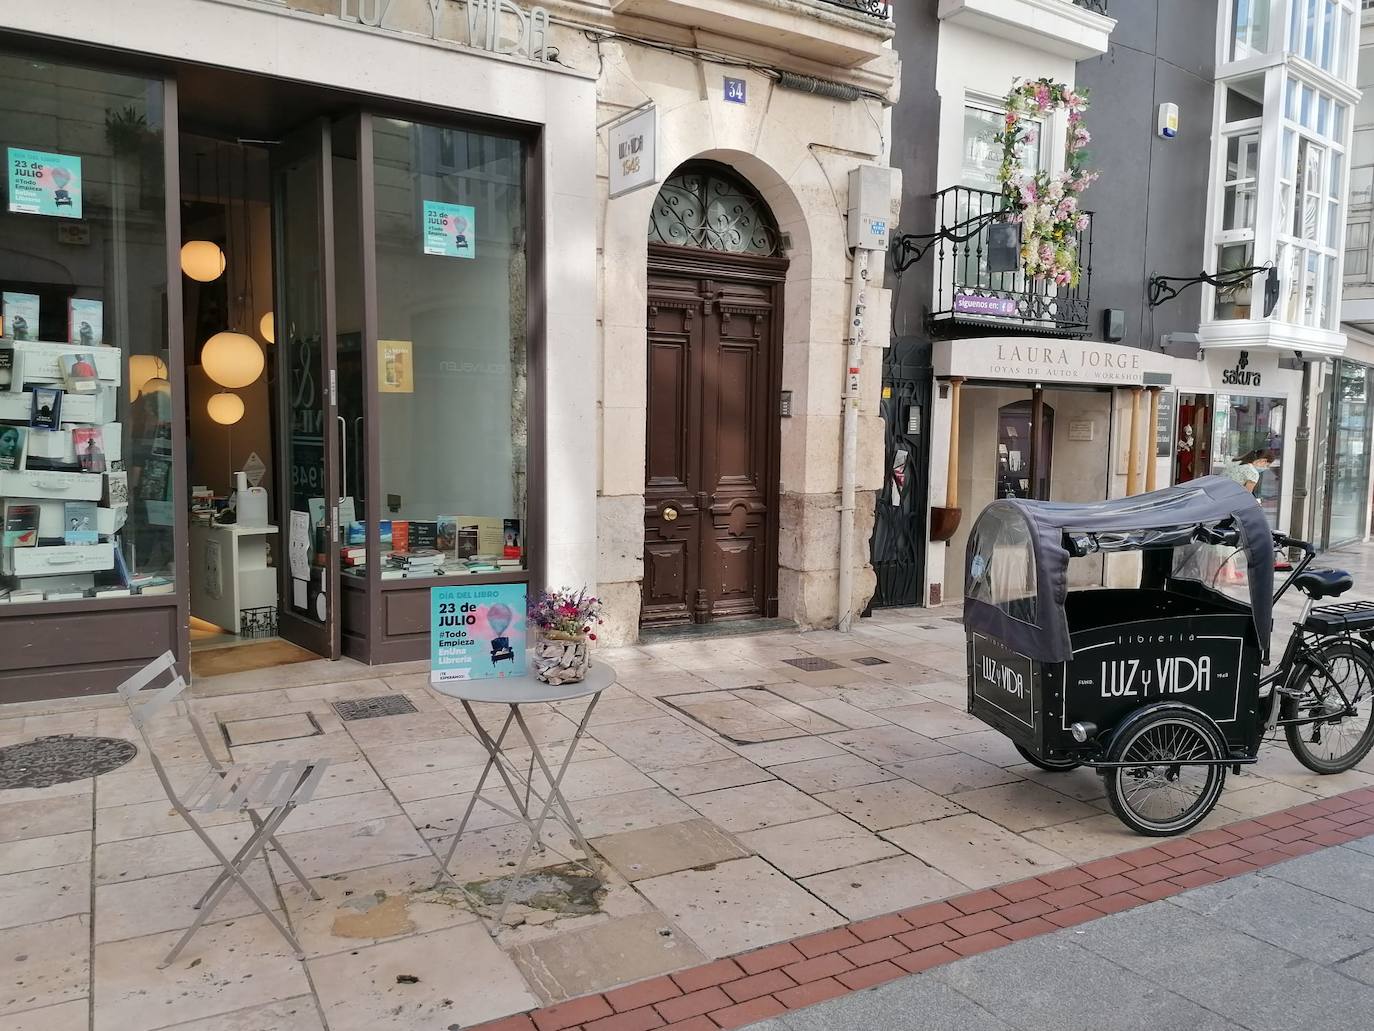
[332,694,419,721]
[853,656,889,666]
[782,657,842,672]
[0,735,137,789]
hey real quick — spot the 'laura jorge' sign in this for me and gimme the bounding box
[336,0,551,63]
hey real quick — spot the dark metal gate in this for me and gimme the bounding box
[869,337,931,608]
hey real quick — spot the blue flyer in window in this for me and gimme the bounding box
[8,148,83,219]
[422,200,475,259]
[431,583,527,683]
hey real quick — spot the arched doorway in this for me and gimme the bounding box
[641,161,788,629]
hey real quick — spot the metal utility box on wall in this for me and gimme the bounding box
[847,164,895,251]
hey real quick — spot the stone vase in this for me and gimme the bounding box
[533,631,590,685]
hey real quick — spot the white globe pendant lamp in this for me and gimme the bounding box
[201,331,264,389]
[259,311,275,344]
[180,240,226,283]
[207,391,245,426]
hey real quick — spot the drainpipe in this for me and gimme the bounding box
[837,248,870,632]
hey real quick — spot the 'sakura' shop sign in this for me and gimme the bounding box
[332,0,551,62]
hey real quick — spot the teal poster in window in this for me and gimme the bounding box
[431,583,527,683]
[422,200,475,259]
[8,148,83,219]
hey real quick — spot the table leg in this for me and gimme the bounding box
[487,692,602,932]
[433,704,521,884]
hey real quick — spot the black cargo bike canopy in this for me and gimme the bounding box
[964,476,1274,663]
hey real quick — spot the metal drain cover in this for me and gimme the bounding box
[332,694,419,721]
[782,657,842,672]
[0,735,137,789]
[852,656,889,666]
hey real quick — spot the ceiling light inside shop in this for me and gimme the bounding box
[201,331,264,389]
[128,354,169,400]
[180,240,226,282]
[207,391,246,425]
[259,311,275,344]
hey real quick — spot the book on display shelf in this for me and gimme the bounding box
[0,344,15,388]
[0,423,27,471]
[2,292,40,342]
[3,502,39,547]
[61,352,100,393]
[67,298,104,348]
[29,385,62,430]
[63,501,98,544]
[391,520,409,554]
[73,426,105,472]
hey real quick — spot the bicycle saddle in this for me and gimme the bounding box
[1293,568,1353,599]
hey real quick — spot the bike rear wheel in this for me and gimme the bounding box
[1104,709,1226,836]
[1285,641,1374,774]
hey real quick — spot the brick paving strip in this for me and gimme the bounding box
[472,785,1374,1031]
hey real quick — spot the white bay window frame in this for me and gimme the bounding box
[1202,0,1359,356]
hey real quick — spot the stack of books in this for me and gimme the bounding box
[384,548,443,579]
[341,544,366,571]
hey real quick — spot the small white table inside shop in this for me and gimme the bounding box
[426,657,616,933]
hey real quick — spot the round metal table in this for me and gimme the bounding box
[427,657,617,932]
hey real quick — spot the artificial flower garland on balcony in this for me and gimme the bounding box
[996,78,1097,286]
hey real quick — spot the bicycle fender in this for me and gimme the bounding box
[1103,702,1227,761]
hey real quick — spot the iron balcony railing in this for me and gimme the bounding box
[814,0,893,19]
[1073,0,1108,13]
[927,185,1094,339]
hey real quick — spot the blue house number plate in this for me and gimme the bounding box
[724,77,747,104]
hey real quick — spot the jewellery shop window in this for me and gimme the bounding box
[364,119,527,582]
[0,55,173,605]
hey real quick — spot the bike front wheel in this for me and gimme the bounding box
[1285,641,1374,775]
[1014,743,1081,771]
[1104,709,1227,836]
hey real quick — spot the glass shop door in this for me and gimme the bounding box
[271,119,342,659]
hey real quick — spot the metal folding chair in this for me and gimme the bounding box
[115,651,329,967]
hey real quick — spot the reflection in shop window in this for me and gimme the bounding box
[369,119,528,582]
[0,54,174,604]
[1345,221,1369,280]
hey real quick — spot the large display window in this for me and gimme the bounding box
[0,55,175,605]
[367,118,528,584]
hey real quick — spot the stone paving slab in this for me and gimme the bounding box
[4,540,1374,1029]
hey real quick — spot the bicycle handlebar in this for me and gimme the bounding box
[1272,531,1316,557]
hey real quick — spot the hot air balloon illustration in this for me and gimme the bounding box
[488,601,516,664]
[50,165,74,209]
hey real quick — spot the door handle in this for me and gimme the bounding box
[663,506,679,522]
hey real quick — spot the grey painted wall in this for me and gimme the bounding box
[889,0,941,337]
[1075,1,1220,350]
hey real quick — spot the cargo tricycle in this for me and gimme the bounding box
[964,476,1374,835]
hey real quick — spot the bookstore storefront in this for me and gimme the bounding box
[0,0,596,700]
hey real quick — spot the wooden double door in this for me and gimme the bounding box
[641,247,786,628]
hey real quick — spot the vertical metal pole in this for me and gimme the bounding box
[1029,386,1043,499]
